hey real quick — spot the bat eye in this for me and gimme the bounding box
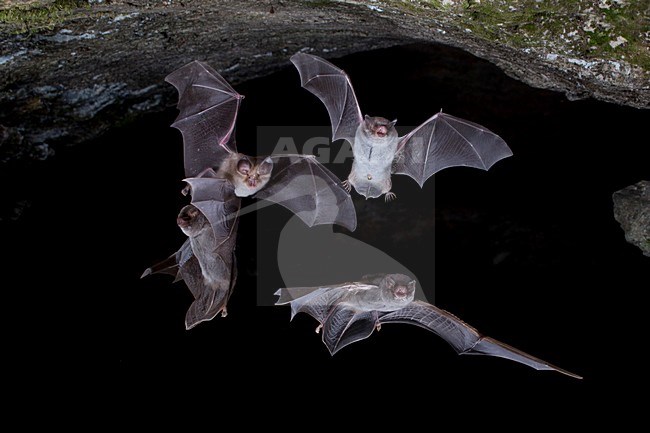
[237,159,251,175]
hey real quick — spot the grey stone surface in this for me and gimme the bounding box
[1,0,648,165]
[613,181,650,257]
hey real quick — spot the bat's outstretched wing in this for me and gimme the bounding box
[379,301,581,379]
[255,155,357,231]
[275,283,359,321]
[166,60,243,177]
[141,238,193,283]
[291,53,363,145]
[394,112,512,187]
[275,283,378,354]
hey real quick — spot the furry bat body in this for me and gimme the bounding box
[276,273,581,379]
[143,178,240,329]
[291,53,513,200]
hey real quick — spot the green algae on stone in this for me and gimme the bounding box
[0,0,88,34]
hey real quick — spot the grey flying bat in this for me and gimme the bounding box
[276,273,581,379]
[291,53,513,200]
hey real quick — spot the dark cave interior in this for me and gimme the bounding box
[3,43,648,399]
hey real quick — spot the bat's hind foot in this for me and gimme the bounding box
[341,180,352,193]
[384,192,397,202]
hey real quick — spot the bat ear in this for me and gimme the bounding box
[364,114,371,120]
[384,275,395,289]
[258,157,274,175]
[407,280,416,291]
[389,119,397,128]
[237,158,251,175]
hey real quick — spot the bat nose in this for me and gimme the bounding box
[376,126,388,137]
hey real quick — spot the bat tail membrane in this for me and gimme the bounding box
[467,337,582,379]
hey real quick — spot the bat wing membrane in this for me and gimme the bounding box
[394,112,512,187]
[379,301,581,378]
[166,61,243,177]
[291,53,363,145]
[254,155,357,231]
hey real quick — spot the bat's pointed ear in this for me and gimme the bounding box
[389,119,397,128]
[364,114,371,120]
[384,275,395,289]
[237,158,252,175]
[258,157,274,175]
[407,280,416,291]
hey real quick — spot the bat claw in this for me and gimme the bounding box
[375,323,382,332]
[315,324,323,334]
[384,192,397,202]
[341,180,352,193]
[181,184,192,196]
[221,308,228,318]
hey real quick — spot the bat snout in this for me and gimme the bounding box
[394,286,408,299]
[375,126,388,137]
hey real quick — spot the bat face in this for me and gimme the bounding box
[177,204,210,237]
[379,273,416,308]
[363,115,397,140]
[233,156,274,197]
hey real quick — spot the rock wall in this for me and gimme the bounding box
[1,0,648,165]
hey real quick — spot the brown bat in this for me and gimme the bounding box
[142,177,239,330]
[276,273,581,379]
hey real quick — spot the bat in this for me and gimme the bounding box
[142,176,240,330]
[276,273,581,379]
[291,52,513,200]
[165,60,357,231]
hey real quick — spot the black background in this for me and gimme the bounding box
[4,44,648,410]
